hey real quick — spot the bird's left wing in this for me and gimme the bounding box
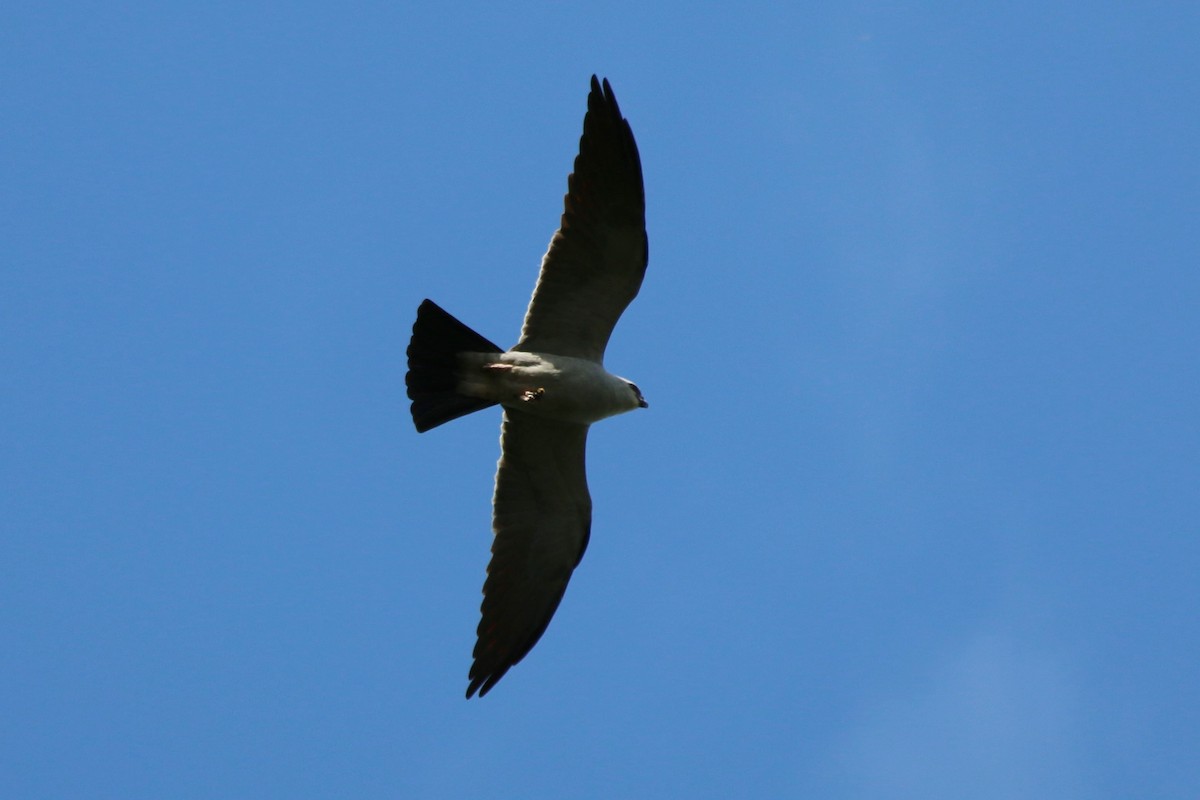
[466,409,592,698]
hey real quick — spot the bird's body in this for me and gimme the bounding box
[457,349,645,426]
[406,76,648,698]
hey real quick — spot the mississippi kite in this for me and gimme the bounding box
[406,76,649,698]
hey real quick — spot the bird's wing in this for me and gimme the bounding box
[467,409,592,698]
[514,76,648,364]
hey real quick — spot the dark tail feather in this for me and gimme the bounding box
[406,299,504,433]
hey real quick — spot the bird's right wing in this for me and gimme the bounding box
[513,76,647,364]
[467,409,592,698]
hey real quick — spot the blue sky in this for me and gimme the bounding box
[2,3,1197,797]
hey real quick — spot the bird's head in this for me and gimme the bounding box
[627,381,649,409]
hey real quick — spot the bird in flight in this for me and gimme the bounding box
[406,76,649,698]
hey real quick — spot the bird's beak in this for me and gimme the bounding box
[638,398,649,409]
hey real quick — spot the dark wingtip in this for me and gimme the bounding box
[465,670,504,699]
[589,75,621,115]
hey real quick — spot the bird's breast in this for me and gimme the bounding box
[457,351,634,425]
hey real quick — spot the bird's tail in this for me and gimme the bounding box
[406,299,504,432]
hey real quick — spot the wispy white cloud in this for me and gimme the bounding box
[832,631,1092,799]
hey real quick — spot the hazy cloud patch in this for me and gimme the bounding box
[833,631,1091,798]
